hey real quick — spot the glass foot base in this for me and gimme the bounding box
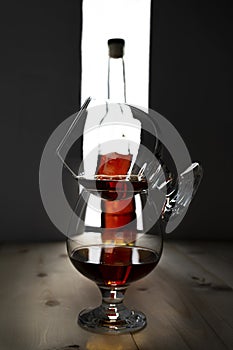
[78,305,147,334]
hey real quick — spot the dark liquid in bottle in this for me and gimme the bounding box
[78,175,148,201]
[70,245,159,286]
[97,152,132,176]
[96,152,138,246]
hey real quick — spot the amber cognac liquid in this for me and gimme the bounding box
[79,152,148,200]
[70,245,159,286]
[78,175,148,201]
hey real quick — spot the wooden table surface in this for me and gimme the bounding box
[0,240,232,350]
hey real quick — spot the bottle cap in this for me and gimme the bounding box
[108,38,125,58]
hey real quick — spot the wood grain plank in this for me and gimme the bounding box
[176,241,233,288]
[130,242,233,350]
[0,243,137,350]
[125,274,192,350]
[156,242,233,349]
[1,241,232,350]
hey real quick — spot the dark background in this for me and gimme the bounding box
[1,0,232,241]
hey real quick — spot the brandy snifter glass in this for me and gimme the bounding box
[66,186,163,334]
[60,98,202,334]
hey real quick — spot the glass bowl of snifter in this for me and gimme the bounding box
[57,39,203,334]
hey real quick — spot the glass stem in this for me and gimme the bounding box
[98,286,130,320]
[99,285,127,303]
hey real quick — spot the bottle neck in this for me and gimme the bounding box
[107,57,126,103]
